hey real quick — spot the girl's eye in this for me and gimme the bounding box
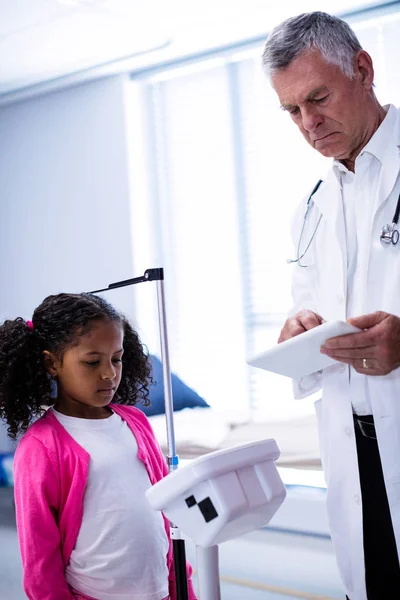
[85,357,123,367]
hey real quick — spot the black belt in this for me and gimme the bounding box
[353,414,377,440]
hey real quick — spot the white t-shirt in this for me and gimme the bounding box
[51,408,169,600]
[333,104,396,415]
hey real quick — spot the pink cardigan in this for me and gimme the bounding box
[13,404,197,600]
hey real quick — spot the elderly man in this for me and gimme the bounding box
[262,11,400,600]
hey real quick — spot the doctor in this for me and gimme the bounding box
[262,11,400,600]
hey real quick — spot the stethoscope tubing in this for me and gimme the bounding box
[289,181,400,266]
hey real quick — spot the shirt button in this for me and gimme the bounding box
[336,294,344,304]
[353,494,361,505]
[339,364,347,373]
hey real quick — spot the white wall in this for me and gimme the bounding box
[0,74,137,323]
[0,74,142,451]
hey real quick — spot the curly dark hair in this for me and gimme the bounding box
[0,293,151,439]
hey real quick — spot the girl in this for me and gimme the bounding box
[0,292,197,600]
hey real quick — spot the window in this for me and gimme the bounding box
[127,5,400,420]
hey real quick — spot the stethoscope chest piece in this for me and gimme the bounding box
[381,223,400,245]
[380,190,400,245]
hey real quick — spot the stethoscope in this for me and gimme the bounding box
[287,180,400,268]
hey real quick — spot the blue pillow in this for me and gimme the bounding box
[139,355,209,417]
[0,453,14,487]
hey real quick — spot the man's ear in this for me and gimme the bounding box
[43,351,59,378]
[354,50,374,91]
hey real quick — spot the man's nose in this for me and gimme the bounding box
[301,106,324,132]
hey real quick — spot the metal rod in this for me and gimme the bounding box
[155,278,188,600]
[173,539,189,599]
[90,268,164,295]
[156,278,177,469]
[196,546,221,600]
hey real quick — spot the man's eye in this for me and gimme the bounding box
[289,107,300,116]
[315,95,329,103]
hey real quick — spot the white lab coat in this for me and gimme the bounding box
[289,106,400,600]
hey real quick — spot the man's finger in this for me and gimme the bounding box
[321,355,381,375]
[278,320,305,342]
[298,311,323,330]
[322,330,373,350]
[348,311,386,330]
[289,321,307,336]
[321,346,375,359]
[278,310,323,343]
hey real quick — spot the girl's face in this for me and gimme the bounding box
[47,319,124,418]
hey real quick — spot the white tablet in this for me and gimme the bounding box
[247,320,362,379]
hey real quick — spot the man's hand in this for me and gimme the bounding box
[278,309,324,343]
[320,311,400,375]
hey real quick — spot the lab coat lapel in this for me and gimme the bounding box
[373,108,400,216]
[366,109,400,293]
[313,174,347,310]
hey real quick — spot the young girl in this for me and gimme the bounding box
[0,292,197,600]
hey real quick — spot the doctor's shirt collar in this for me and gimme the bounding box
[332,103,396,181]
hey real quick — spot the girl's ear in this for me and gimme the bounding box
[43,351,59,377]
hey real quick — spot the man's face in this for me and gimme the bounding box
[271,49,372,162]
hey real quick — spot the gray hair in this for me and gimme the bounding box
[262,12,363,79]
